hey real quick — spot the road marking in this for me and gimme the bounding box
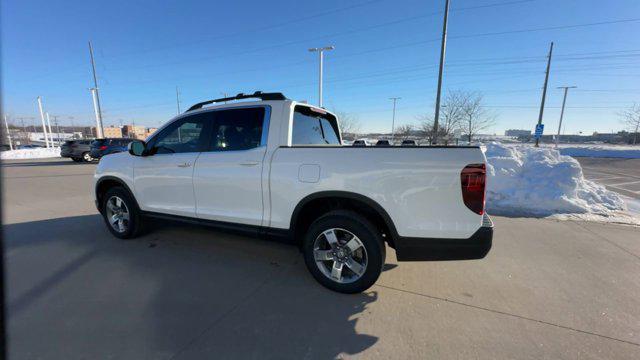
[608,180,640,187]
[581,168,640,180]
[607,185,640,194]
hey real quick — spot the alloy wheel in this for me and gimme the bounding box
[313,228,368,284]
[105,196,130,233]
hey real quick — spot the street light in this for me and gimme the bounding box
[309,46,334,107]
[555,86,577,149]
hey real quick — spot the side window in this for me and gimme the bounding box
[152,115,209,154]
[292,106,340,145]
[209,107,265,151]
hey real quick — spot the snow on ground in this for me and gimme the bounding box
[554,144,640,159]
[483,143,639,224]
[1,147,61,160]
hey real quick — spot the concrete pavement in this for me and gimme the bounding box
[577,157,640,199]
[3,158,640,359]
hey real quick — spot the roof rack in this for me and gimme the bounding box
[186,91,287,112]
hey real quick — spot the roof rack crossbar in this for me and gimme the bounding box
[186,91,287,112]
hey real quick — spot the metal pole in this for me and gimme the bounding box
[555,86,576,149]
[389,97,401,140]
[3,115,13,150]
[535,42,554,147]
[432,0,450,145]
[37,96,50,148]
[88,41,104,137]
[309,46,334,108]
[53,115,61,144]
[46,113,54,146]
[90,88,104,138]
[176,86,181,114]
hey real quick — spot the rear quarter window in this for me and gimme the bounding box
[292,106,340,145]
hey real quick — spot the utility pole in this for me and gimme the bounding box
[3,115,13,150]
[176,86,181,114]
[88,41,104,137]
[309,46,335,107]
[37,96,50,148]
[52,115,61,144]
[535,41,554,147]
[432,0,450,145]
[555,86,576,149]
[46,112,54,146]
[389,97,401,140]
[90,88,104,138]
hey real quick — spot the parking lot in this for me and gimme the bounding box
[3,158,640,359]
[577,157,640,199]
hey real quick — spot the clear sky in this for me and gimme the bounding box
[2,0,640,135]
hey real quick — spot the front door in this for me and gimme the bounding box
[134,113,212,217]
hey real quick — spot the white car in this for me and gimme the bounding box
[94,91,493,293]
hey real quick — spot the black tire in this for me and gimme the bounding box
[82,152,93,162]
[302,210,385,294]
[101,186,144,239]
[71,157,82,162]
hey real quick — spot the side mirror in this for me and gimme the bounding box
[128,140,147,156]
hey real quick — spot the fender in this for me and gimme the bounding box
[95,175,140,213]
[289,190,400,241]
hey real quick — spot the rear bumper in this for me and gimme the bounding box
[395,215,493,261]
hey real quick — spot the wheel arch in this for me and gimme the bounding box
[95,176,139,213]
[289,191,399,248]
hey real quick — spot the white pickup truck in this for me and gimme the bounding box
[94,92,493,293]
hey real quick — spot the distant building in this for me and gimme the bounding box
[103,126,123,138]
[145,127,158,138]
[505,129,532,137]
[122,125,147,140]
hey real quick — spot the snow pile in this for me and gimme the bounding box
[557,145,640,159]
[484,143,625,217]
[1,147,61,160]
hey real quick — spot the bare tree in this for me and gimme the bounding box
[460,92,496,142]
[619,103,640,145]
[394,124,414,140]
[333,111,362,139]
[419,90,467,144]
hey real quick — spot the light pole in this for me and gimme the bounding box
[90,88,104,138]
[3,115,13,150]
[37,96,50,148]
[389,97,401,140]
[308,46,334,107]
[555,86,576,149]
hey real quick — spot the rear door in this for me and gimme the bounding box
[133,113,212,217]
[193,106,269,226]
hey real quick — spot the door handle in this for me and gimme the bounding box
[177,162,192,168]
[239,161,259,166]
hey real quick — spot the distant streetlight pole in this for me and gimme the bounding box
[308,46,335,107]
[36,96,50,148]
[389,97,401,140]
[432,0,450,145]
[88,41,104,138]
[555,86,577,149]
[3,115,13,150]
[176,86,181,114]
[46,112,54,146]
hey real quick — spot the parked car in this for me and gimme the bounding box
[352,139,367,147]
[375,139,392,147]
[90,138,135,160]
[17,144,43,149]
[60,140,94,162]
[401,139,417,146]
[94,91,492,293]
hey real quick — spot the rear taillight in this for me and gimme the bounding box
[461,163,486,215]
[99,145,108,150]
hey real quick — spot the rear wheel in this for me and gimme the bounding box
[303,210,385,294]
[82,152,93,162]
[71,157,82,162]
[101,187,143,239]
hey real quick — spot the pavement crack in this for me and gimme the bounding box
[569,220,640,261]
[374,283,640,348]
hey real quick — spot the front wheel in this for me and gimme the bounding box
[101,187,143,239]
[303,210,385,294]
